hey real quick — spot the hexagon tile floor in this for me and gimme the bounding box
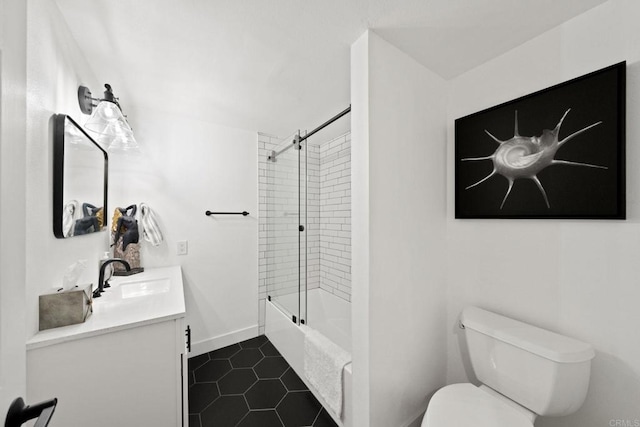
[188,335,339,427]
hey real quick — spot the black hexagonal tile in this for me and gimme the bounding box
[277,391,322,427]
[210,343,241,359]
[188,382,219,413]
[245,379,287,410]
[240,335,268,348]
[189,336,334,427]
[254,356,289,379]
[230,348,264,368]
[237,410,284,427]
[195,358,232,382]
[260,340,281,357]
[218,368,258,395]
[280,367,308,391]
[189,413,202,427]
[188,353,210,371]
[313,408,338,426]
[200,395,248,426]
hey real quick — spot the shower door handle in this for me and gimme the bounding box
[299,225,304,232]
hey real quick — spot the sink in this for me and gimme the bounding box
[120,278,171,299]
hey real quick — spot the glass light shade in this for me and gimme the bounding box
[84,100,139,152]
[107,127,140,152]
[64,120,87,146]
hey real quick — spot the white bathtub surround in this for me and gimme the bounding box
[319,133,352,302]
[267,288,353,426]
[304,327,352,418]
[258,131,352,333]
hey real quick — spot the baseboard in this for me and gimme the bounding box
[190,324,259,357]
[403,387,441,427]
[403,406,427,427]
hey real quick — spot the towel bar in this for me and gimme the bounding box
[205,211,249,216]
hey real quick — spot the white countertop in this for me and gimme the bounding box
[27,266,186,350]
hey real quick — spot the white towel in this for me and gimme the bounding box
[304,328,351,419]
[139,203,164,246]
[62,200,78,237]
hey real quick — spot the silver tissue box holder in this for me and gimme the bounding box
[39,284,93,331]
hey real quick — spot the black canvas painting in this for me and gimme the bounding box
[455,62,625,219]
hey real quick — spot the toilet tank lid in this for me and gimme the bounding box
[461,307,595,363]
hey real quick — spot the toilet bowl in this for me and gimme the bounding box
[425,384,533,426]
[423,307,595,426]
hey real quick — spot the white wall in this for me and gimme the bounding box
[351,31,449,427]
[23,0,259,363]
[110,107,258,355]
[2,0,104,410]
[0,0,28,413]
[350,31,371,427]
[445,1,640,426]
[24,0,105,340]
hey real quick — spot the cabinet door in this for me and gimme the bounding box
[27,321,180,427]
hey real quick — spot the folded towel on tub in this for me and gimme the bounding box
[304,327,351,419]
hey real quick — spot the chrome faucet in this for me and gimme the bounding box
[93,258,131,298]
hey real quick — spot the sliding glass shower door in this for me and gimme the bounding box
[265,132,307,325]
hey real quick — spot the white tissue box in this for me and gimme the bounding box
[39,284,93,330]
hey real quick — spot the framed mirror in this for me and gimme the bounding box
[53,114,108,238]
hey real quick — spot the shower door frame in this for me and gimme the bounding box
[266,131,307,326]
[266,105,351,326]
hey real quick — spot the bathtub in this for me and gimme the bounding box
[266,288,352,427]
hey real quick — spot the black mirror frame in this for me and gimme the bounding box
[53,114,109,238]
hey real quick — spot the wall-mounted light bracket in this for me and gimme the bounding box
[77,86,95,114]
[78,84,121,115]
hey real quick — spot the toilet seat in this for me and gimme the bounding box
[423,383,533,427]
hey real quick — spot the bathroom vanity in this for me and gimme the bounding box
[26,266,188,427]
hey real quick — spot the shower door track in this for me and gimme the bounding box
[268,105,351,161]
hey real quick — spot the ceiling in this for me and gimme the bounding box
[54,0,608,138]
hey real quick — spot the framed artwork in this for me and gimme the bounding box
[455,62,625,219]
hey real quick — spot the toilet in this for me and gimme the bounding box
[423,306,595,426]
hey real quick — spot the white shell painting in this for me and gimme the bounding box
[462,109,606,210]
[454,62,625,219]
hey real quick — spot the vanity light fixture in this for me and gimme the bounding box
[77,83,139,152]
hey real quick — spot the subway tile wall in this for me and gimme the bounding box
[318,133,351,301]
[258,132,351,334]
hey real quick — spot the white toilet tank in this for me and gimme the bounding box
[461,307,595,417]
